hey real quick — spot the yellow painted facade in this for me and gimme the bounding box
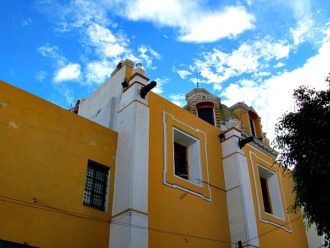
[148,93,231,248]
[244,145,308,247]
[0,58,320,248]
[0,81,117,247]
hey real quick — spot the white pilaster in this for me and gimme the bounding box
[110,75,150,248]
[222,128,259,248]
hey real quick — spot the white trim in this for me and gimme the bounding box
[222,132,259,247]
[172,127,203,187]
[258,165,285,220]
[110,81,149,248]
[105,168,111,213]
[245,141,275,160]
[162,112,212,201]
[249,151,292,232]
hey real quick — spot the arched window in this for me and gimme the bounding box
[196,102,215,125]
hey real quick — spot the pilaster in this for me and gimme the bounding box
[110,74,150,248]
[221,128,259,248]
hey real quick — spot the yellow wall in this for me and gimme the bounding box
[0,81,117,248]
[148,93,231,248]
[233,109,263,139]
[233,109,250,133]
[253,115,262,139]
[244,145,308,248]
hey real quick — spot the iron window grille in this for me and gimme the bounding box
[83,160,109,211]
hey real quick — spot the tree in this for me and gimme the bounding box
[274,77,330,245]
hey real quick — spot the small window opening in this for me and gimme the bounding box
[260,177,273,214]
[249,117,256,137]
[258,165,284,219]
[83,160,109,211]
[197,107,214,125]
[174,142,188,179]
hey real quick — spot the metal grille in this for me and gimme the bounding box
[83,160,109,211]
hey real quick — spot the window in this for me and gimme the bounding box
[163,112,211,200]
[196,102,215,126]
[173,128,202,185]
[83,160,109,211]
[258,165,284,219]
[260,177,272,214]
[198,107,214,125]
[249,116,256,137]
[248,111,261,138]
[174,142,188,179]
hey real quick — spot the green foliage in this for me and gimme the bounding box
[274,78,330,245]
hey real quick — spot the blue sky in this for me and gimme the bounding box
[1,0,330,140]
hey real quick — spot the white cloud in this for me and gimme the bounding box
[36,71,47,82]
[179,6,255,43]
[38,44,59,59]
[38,1,133,62]
[274,62,285,68]
[221,35,330,142]
[38,44,66,66]
[169,94,186,107]
[152,77,168,95]
[287,0,312,20]
[290,19,314,46]
[86,23,128,58]
[138,45,160,69]
[213,84,222,91]
[63,89,74,105]
[85,60,113,84]
[37,0,110,32]
[193,38,290,85]
[82,23,160,80]
[176,69,192,79]
[246,0,253,6]
[22,18,32,27]
[109,0,254,43]
[38,44,83,84]
[54,63,81,83]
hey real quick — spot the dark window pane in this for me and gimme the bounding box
[83,191,91,205]
[197,107,214,125]
[83,160,109,211]
[87,166,95,177]
[249,117,256,137]
[260,177,272,214]
[85,178,93,190]
[96,170,105,181]
[174,142,188,179]
[94,182,104,194]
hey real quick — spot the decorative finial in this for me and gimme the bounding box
[196,71,201,88]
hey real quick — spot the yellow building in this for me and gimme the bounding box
[0,59,323,247]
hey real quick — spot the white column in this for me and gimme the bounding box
[222,128,259,248]
[110,75,150,248]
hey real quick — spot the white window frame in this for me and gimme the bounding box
[258,165,285,220]
[162,112,211,201]
[173,128,203,186]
